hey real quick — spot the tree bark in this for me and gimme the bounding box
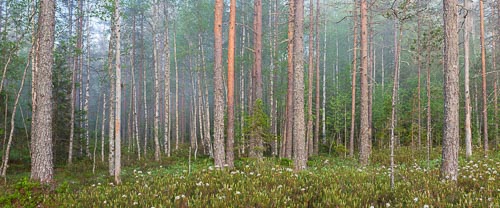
[114,0,122,184]
[163,4,170,157]
[131,15,140,160]
[284,0,295,159]
[108,11,116,176]
[349,0,358,158]
[101,93,106,162]
[359,0,371,165]
[153,0,161,161]
[31,0,55,184]
[464,0,472,158]
[479,0,488,156]
[293,0,307,171]
[213,0,226,168]
[389,19,401,189]
[306,0,314,157]
[314,0,320,155]
[441,0,460,181]
[226,0,236,167]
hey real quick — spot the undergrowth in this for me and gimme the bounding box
[0,147,499,207]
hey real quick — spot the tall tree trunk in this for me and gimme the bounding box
[359,0,371,165]
[322,11,327,146]
[464,0,472,158]
[479,0,488,156]
[314,0,320,155]
[84,4,91,158]
[442,0,459,180]
[250,0,263,158]
[163,4,170,157]
[153,0,161,162]
[114,0,122,184]
[174,27,179,151]
[284,0,295,159]
[131,15,140,160]
[108,12,116,176]
[214,0,226,168]
[349,0,358,158]
[293,0,307,171]
[240,11,247,156]
[31,0,55,184]
[389,19,401,189]
[77,0,84,158]
[68,0,76,164]
[306,0,314,157]
[416,0,422,149]
[101,93,106,162]
[226,0,236,167]
[200,36,213,157]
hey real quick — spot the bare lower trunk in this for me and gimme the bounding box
[114,0,122,184]
[306,0,314,157]
[464,0,472,157]
[293,0,307,171]
[226,0,236,166]
[349,0,358,158]
[213,0,226,168]
[174,28,179,151]
[442,0,460,180]
[314,0,320,155]
[322,13,327,145]
[31,0,55,183]
[284,0,295,159]
[101,93,107,162]
[163,7,170,157]
[84,10,91,158]
[479,0,488,156]
[153,1,161,161]
[359,0,371,165]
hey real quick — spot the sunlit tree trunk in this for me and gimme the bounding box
[213,0,226,168]
[226,0,236,167]
[152,0,161,161]
[31,0,55,183]
[441,0,459,180]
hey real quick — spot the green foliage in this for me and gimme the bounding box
[245,99,272,155]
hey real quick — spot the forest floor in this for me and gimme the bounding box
[0,147,499,207]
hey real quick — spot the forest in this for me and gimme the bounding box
[0,0,499,206]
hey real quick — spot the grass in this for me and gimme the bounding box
[0,147,499,207]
